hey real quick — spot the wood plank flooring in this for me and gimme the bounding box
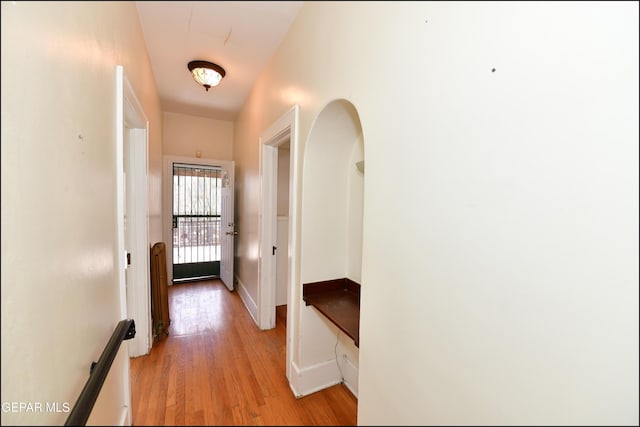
[129,280,357,426]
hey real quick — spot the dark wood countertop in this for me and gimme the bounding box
[302,278,360,347]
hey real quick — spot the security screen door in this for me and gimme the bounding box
[172,163,222,281]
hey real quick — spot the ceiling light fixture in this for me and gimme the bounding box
[187,60,226,92]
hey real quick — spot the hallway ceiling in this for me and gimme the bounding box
[136,1,304,121]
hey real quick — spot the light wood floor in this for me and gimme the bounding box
[129,279,357,426]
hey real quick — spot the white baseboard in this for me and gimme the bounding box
[289,359,343,397]
[127,334,150,358]
[338,356,359,398]
[288,356,359,399]
[235,274,258,326]
[118,406,130,426]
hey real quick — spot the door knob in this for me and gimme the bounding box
[226,231,238,235]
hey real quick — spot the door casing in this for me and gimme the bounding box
[258,105,300,383]
[115,64,150,425]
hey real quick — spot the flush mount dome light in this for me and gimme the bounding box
[187,60,226,92]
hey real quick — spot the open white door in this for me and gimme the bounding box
[124,127,150,357]
[220,161,235,291]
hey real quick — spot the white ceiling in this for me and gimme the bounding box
[135,1,304,121]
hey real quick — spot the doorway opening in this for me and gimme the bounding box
[257,105,299,384]
[116,65,151,359]
[275,141,291,328]
[163,155,235,291]
[115,64,150,425]
[172,163,222,282]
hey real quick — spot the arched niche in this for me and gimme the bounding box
[296,99,364,396]
[298,99,364,396]
[302,99,364,284]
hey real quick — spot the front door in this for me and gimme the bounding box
[172,163,223,282]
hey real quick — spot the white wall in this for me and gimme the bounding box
[233,1,639,425]
[277,145,291,216]
[301,100,357,285]
[163,111,234,160]
[1,2,163,425]
[347,135,364,284]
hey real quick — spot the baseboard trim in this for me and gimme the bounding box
[118,406,130,426]
[235,274,258,326]
[338,355,359,398]
[289,359,342,397]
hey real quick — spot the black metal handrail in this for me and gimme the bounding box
[65,319,136,426]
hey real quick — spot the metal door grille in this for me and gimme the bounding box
[172,163,222,281]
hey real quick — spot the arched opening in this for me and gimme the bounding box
[296,99,364,397]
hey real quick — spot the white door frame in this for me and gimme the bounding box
[115,65,150,425]
[258,105,300,382]
[163,155,234,287]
